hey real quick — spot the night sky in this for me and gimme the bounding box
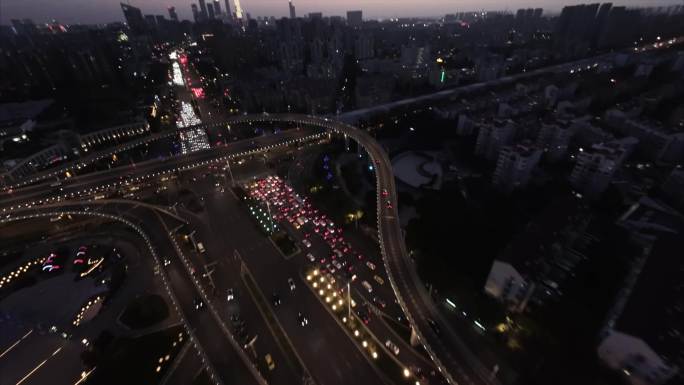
[1,0,678,25]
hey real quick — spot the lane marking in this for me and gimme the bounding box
[0,329,33,359]
[15,347,62,385]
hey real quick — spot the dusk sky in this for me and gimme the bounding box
[1,0,678,25]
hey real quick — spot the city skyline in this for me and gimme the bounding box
[2,0,680,24]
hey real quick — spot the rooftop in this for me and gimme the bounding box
[615,234,684,366]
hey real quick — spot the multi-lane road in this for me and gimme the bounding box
[2,113,493,385]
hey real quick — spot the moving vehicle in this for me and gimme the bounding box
[366,261,376,270]
[302,239,312,248]
[227,288,235,302]
[297,312,309,327]
[288,277,296,291]
[385,340,400,356]
[194,298,204,310]
[272,292,281,306]
[306,253,316,262]
[427,318,441,335]
[362,281,373,293]
[374,275,385,285]
[265,354,275,371]
[196,242,206,253]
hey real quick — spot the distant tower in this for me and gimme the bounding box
[233,0,244,20]
[191,4,200,22]
[347,10,362,27]
[213,0,222,15]
[120,3,147,34]
[168,6,179,22]
[289,1,296,19]
[199,0,208,20]
[224,0,233,19]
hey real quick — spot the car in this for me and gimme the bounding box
[272,292,282,306]
[386,200,393,209]
[362,281,373,293]
[366,261,376,270]
[288,277,296,291]
[357,308,371,324]
[227,288,235,302]
[306,253,316,262]
[302,239,312,248]
[265,354,275,371]
[42,252,63,272]
[194,298,204,310]
[385,340,400,355]
[333,260,342,270]
[326,264,335,274]
[382,189,389,197]
[374,275,385,285]
[373,296,387,308]
[74,246,87,265]
[427,318,441,335]
[297,312,309,327]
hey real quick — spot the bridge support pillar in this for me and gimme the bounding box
[410,326,420,347]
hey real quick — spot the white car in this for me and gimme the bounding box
[385,340,400,356]
[227,288,235,302]
[362,281,373,293]
[366,261,376,270]
[306,253,316,262]
[302,239,312,248]
[288,278,296,291]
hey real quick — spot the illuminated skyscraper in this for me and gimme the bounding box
[233,0,244,20]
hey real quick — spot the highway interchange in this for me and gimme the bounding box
[0,113,495,385]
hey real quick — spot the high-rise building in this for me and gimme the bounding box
[492,143,542,192]
[144,14,157,27]
[309,12,323,19]
[347,10,362,27]
[475,120,516,161]
[191,4,200,22]
[207,2,215,19]
[168,6,179,22]
[289,1,296,19]
[598,234,682,385]
[536,122,575,162]
[569,138,637,199]
[213,0,222,15]
[199,0,208,20]
[224,0,232,18]
[354,34,374,60]
[233,0,244,20]
[120,3,147,35]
